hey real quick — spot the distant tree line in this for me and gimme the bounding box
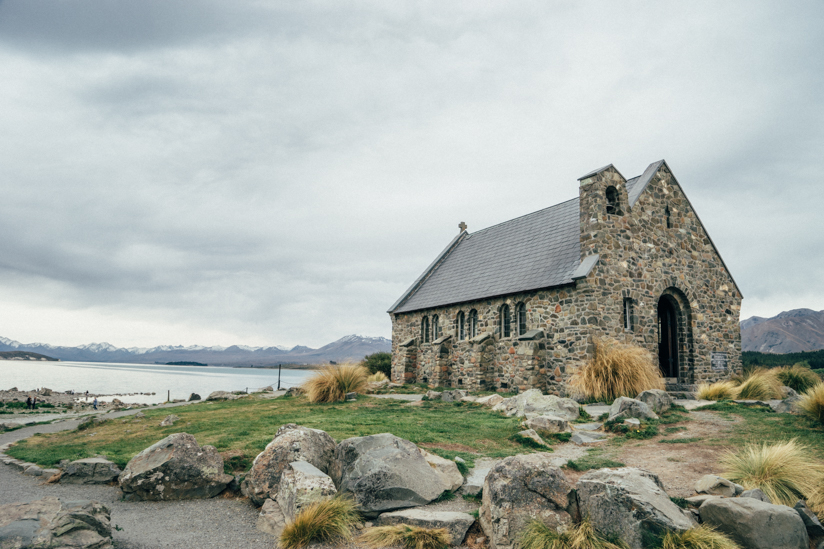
[743,350,824,370]
[362,352,391,378]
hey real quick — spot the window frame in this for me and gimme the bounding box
[605,185,620,215]
[421,316,430,344]
[623,298,634,331]
[501,304,511,338]
[457,311,465,341]
[468,310,478,339]
[516,303,527,336]
[432,314,440,340]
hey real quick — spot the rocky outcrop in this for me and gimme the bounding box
[491,389,580,421]
[241,424,336,506]
[576,468,693,549]
[699,497,808,549]
[331,433,448,517]
[480,454,574,549]
[636,390,672,414]
[119,433,233,500]
[524,415,571,434]
[0,497,112,548]
[60,457,122,484]
[695,475,737,497]
[275,461,337,522]
[608,397,659,422]
[420,451,464,492]
[376,509,474,546]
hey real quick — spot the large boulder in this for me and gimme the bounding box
[420,450,464,492]
[0,496,112,549]
[241,424,336,506]
[60,457,122,484]
[480,453,574,549]
[275,461,337,522]
[475,394,504,407]
[636,390,672,414]
[576,467,693,549]
[119,432,233,500]
[524,415,571,434]
[376,509,475,546]
[491,389,580,420]
[330,433,449,518]
[699,497,808,549]
[608,397,659,421]
[769,394,803,414]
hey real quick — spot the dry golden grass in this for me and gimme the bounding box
[720,439,824,506]
[807,481,824,521]
[303,363,369,404]
[569,339,664,402]
[696,381,738,401]
[776,364,821,394]
[518,518,629,549]
[661,525,740,549]
[799,382,824,426]
[279,496,360,549]
[360,524,451,549]
[733,369,782,401]
[367,371,389,383]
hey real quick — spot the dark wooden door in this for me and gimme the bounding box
[658,298,679,378]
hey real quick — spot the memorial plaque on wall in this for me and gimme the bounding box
[711,352,728,371]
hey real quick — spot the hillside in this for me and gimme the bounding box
[741,308,824,353]
[0,351,58,361]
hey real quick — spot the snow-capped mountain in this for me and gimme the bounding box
[0,335,391,366]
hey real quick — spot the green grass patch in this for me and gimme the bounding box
[664,426,687,434]
[463,492,482,504]
[659,438,701,444]
[433,490,456,503]
[669,496,689,509]
[565,449,625,472]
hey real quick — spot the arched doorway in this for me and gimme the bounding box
[657,296,679,378]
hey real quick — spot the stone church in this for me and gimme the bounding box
[388,160,742,395]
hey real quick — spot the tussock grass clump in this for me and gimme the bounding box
[799,382,824,425]
[279,496,360,549]
[733,369,782,401]
[696,381,738,401]
[519,517,628,549]
[367,371,389,383]
[570,339,664,402]
[807,482,824,521]
[661,525,740,549]
[720,439,824,506]
[303,363,368,403]
[776,364,821,394]
[360,524,451,549]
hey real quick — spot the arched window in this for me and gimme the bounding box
[457,311,466,341]
[501,305,511,338]
[468,310,478,339]
[421,317,430,344]
[606,186,620,215]
[432,315,440,340]
[516,303,527,336]
[665,206,672,229]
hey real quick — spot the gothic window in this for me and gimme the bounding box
[421,317,430,343]
[516,303,527,336]
[606,186,620,215]
[623,298,634,331]
[457,311,466,341]
[501,305,511,338]
[468,310,478,339]
[432,315,440,340]
[665,206,672,229]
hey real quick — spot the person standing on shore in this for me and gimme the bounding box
[92,397,98,410]
[32,397,37,410]
[26,396,32,410]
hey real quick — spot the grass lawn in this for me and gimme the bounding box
[7,395,539,473]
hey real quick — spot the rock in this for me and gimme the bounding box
[205,391,239,401]
[480,454,574,549]
[441,390,468,403]
[23,465,43,476]
[571,432,607,445]
[794,500,824,538]
[524,415,571,434]
[60,457,122,484]
[242,424,336,506]
[462,458,501,497]
[695,475,737,497]
[700,497,808,549]
[119,432,233,500]
[377,509,475,546]
[133,412,145,419]
[424,391,442,401]
[685,494,722,507]
[0,496,112,549]
[475,394,504,407]
[420,450,464,492]
[41,388,53,396]
[331,433,449,517]
[781,386,799,399]
[256,498,287,537]
[740,488,771,503]
[262,386,274,392]
[574,422,603,431]
[111,399,123,406]
[460,396,478,403]
[188,393,201,401]
[769,395,802,414]
[624,418,641,430]
[733,483,744,495]
[345,392,358,401]
[491,389,580,421]
[159,414,180,427]
[77,417,107,430]
[516,429,549,447]
[577,467,693,549]
[636,389,673,414]
[608,397,658,422]
[276,461,337,522]
[284,387,303,397]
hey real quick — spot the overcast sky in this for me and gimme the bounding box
[0,1,822,349]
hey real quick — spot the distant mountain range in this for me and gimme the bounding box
[0,334,391,366]
[741,309,824,354]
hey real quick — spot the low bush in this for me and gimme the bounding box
[361,524,451,549]
[569,339,664,402]
[519,517,628,549]
[734,369,782,401]
[367,371,389,383]
[775,364,821,394]
[279,496,360,549]
[362,352,392,378]
[799,382,824,425]
[660,525,740,549]
[303,363,368,404]
[720,439,824,506]
[696,381,738,401]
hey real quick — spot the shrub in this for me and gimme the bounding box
[660,525,740,549]
[696,381,738,401]
[569,339,664,402]
[519,517,628,549]
[303,363,368,404]
[799,382,824,425]
[367,371,389,383]
[363,352,392,378]
[279,496,360,549]
[720,439,824,506]
[361,524,451,549]
[775,364,821,394]
[733,369,782,401]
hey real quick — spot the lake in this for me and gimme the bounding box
[0,360,315,404]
